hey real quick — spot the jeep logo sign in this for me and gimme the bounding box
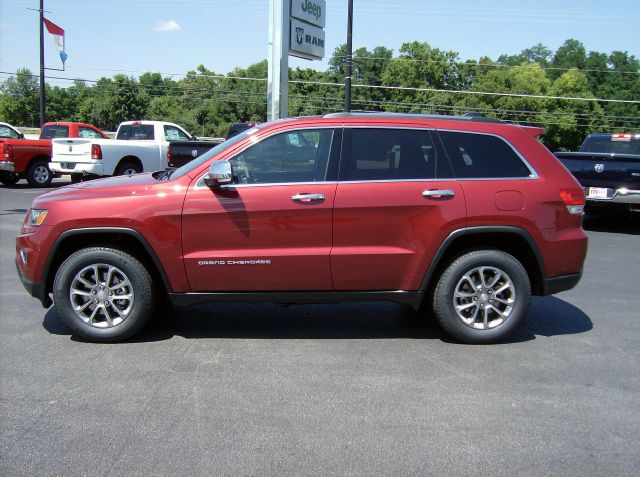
[289,18,325,60]
[291,0,326,28]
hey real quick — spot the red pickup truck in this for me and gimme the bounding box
[0,122,108,187]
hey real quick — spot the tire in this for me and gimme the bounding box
[0,171,21,186]
[53,247,155,342]
[115,161,142,176]
[26,159,53,187]
[432,250,531,344]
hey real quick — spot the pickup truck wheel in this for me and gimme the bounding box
[0,171,21,186]
[53,247,155,342]
[115,162,141,176]
[26,159,53,187]
[432,250,531,344]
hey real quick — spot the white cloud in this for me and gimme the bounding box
[153,20,180,32]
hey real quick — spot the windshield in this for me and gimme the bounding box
[169,128,257,180]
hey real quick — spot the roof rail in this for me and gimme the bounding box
[322,111,508,124]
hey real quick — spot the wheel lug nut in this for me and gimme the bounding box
[91,290,97,295]
[104,300,109,305]
[108,292,113,296]
[93,299,99,304]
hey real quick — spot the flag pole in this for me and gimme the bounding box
[39,0,46,126]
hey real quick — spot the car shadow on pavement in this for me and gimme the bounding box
[42,295,592,344]
[583,214,640,235]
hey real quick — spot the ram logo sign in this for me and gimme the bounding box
[595,164,605,173]
[289,18,325,60]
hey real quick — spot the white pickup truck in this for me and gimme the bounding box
[50,120,194,181]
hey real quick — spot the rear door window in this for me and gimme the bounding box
[438,131,533,179]
[341,128,448,180]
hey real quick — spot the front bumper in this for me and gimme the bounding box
[49,161,104,175]
[15,259,51,308]
[0,160,15,172]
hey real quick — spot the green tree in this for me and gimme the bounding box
[549,39,587,79]
[0,68,39,126]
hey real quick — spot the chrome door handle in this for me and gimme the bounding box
[422,189,455,199]
[292,193,325,202]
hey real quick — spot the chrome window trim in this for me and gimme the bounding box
[193,125,540,188]
[194,178,338,190]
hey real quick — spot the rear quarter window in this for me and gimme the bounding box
[438,131,533,179]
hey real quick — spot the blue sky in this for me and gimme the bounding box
[1,0,639,87]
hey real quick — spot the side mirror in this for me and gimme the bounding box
[205,161,233,188]
[17,133,24,139]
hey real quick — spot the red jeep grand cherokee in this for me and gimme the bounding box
[16,113,588,344]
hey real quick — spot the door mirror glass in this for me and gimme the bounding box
[205,161,233,188]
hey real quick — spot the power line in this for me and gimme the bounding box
[288,79,640,104]
[333,55,640,75]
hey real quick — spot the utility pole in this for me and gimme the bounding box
[39,0,46,126]
[344,0,353,112]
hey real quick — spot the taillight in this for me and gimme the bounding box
[560,188,585,215]
[1,143,13,159]
[167,144,171,165]
[91,144,102,160]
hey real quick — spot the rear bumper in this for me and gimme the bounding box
[50,161,104,175]
[542,272,582,296]
[585,187,640,205]
[0,161,15,172]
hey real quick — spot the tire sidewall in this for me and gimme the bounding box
[0,171,21,185]
[116,162,141,176]
[433,250,531,344]
[27,159,52,187]
[53,248,154,342]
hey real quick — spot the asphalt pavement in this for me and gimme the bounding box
[1,179,639,476]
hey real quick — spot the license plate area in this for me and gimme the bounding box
[586,187,611,199]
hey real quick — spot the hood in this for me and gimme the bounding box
[34,173,159,204]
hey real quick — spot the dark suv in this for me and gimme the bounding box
[16,113,588,344]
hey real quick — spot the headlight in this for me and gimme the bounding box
[26,209,48,226]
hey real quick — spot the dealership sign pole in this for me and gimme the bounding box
[268,0,326,120]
